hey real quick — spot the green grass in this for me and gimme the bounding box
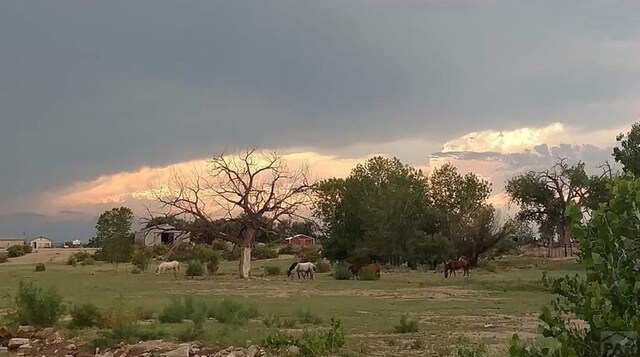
[0,256,581,356]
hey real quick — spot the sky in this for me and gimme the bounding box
[1,0,639,241]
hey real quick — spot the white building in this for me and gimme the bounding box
[72,239,82,247]
[30,236,52,249]
[134,224,191,246]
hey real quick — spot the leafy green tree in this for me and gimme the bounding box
[613,121,640,176]
[95,207,135,264]
[510,175,640,356]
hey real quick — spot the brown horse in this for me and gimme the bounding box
[348,262,381,280]
[444,257,470,278]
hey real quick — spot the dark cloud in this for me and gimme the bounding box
[1,0,639,209]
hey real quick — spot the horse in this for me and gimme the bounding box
[444,257,470,278]
[287,262,317,280]
[156,261,180,276]
[348,262,381,280]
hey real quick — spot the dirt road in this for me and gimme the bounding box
[1,248,98,265]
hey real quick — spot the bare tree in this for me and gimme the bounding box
[153,149,313,279]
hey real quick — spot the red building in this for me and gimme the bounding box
[284,234,315,246]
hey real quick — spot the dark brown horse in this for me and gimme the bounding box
[444,257,470,278]
[348,262,381,280]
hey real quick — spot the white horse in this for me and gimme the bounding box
[156,261,180,276]
[287,262,317,280]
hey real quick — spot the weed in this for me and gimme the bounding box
[34,263,46,272]
[262,314,280,327]
[278,318,298,329]
[394,314,419,333]
[296,309,323,325]
[455,337,487,357]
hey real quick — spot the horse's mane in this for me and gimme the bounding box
[287,262,299,276]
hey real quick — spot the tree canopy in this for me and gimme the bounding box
[613,121,640,176]
[94,207,135,264]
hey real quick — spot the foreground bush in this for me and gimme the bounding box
[70,303,103,328]
[93,299,165,348]
[510,176,640,356]
[208,299,259,325]
[264,265,281,276]
[7,245,31,258]
[295,309,323,325]
[0,252,8,263]
[263,318,346,357]
[13,280,64,327]
[34,263,46,272]
[253,245,279,260]
[333,262,351,280]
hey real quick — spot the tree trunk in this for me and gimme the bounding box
[238,227,255,279]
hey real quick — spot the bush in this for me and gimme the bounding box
[70,303,103,328]
[262,318,346,357]
[131,268,142,274]
[278,245,295,255]
[158,297,190,323]
[71,251,93,263]
[510,177,640,356]
[80,258,96,266]
[185,260,204,277]
[264,265,281,276]
[394,314,419,333]
[12,280,64,327]
[298,247,320,262]
[152,244,168,257]
[296,309,323,325]
[333,262,351,280]
[7,245,31,258]
[224,249,241,261]
[456,338,487,357]
[208,299,258,325]
[253,245,279,260]
[0,253,8,263]
[315,260,331,273]
[131,247,153,271]
[67,256,77,266]
[34,263,46,272]
[211,240,229,251]
[359,266,378,281]
[262,314,280,327]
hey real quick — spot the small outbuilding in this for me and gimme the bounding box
[30,236,52,249]
[284,234,316,246]
[134,224,191,246]
[0,238,25,250]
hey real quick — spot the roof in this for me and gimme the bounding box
[285,234,315,241]
[0,238,25,242]
[30,236,52,242]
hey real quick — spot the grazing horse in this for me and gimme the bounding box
[287,262,317,280]
[348,262,381,280]
[156,261,180,276]
[444,257,470,278]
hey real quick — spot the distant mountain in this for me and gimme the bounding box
[0,211,96,242]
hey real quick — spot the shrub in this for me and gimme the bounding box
[158,297,191,323]
[359,266,378,281]
[178,301,207,341]
[264,265,281,276]
[13,280,64,327]
[80,257,96,266]
[208,299,258,325]
[70,303,103,328]
[211,240,229,251]
[278,318,298,329]
[224,249,241,261]
[185,260,204,277]
[277,245,295,255]
[253,245,279,260]
[262,318,345,357]
[333,262,351,280]
[206,259,219,274]
[262,314,280,327]
[34,263,46,272]
[456,338,487,357]
[7,245,31,258]
[153,244,168,257]
[394,314,419,333]
[71,251,93,263]
[298,247,320,262]
[93,300,141,348]
[315,260,331,273]
[509,177,640,357]
[131,247,153,271]
[131,268,142,274]
[67,256,77,266]
[0,253,8,263]
[296,309,323,325]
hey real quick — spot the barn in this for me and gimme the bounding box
[134,224,191,246]
[284,234,315,246]
[30,236,52,249]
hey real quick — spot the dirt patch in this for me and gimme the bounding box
[3,248,98,265]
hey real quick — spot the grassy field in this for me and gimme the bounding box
[0,256,582,356]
